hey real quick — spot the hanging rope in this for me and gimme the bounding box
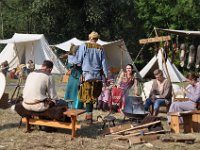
[133,29,154,63]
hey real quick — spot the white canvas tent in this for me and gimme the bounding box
[140,49,186,82]
[0,33,66,74]
[55,38,142,79]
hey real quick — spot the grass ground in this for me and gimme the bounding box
[1,75,200,150]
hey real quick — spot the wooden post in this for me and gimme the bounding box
[182,114,193,133]
[71,115,77,139]
[25,117,31,132]
[170,115,180,133]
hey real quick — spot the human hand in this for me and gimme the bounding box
[181,87,187,93]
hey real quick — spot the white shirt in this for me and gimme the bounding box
[186,82,200,102]
[22,71,58,112]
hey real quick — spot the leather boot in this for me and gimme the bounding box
[85,114,93,124]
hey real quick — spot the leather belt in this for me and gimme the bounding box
[24,100,44,105]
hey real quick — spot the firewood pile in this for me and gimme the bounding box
[102,116,165,149]
[101,115,197,149]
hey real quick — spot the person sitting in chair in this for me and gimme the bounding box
[22,60,67,112]
[167,72,200,123]
[144,69,172,116]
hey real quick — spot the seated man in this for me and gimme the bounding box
[22,60,67,112]
[168,72,200,123]
[144,69,172,116]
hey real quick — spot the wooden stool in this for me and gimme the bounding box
[168,111,193,133]
[22,109,86,139]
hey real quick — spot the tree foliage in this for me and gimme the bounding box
[0,0,199,65]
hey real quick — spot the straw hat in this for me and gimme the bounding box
[88,31,100,40]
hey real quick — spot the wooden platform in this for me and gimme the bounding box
[22,109,86,139]
[168,110,200,133]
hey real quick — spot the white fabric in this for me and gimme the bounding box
[55,38,142,79]
[0,72,6,99]
[185,82,200,102]
[140,48,186,82]
[0,33,66,74]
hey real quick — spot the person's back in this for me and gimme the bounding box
[79,42,105,73]
[22,60,57,112]
[23,71,56,103]
[76,31,108,123]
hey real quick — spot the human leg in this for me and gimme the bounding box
[167,101,196,123]
[153,99,166,116]
[144,98,154,112]
[85,102,94,124]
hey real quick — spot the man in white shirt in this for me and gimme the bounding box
[22,60,66,112]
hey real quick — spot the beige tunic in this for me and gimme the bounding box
[22,71,58,112]
[149,78,172,101]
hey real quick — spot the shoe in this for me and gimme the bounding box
[85,114,93,125]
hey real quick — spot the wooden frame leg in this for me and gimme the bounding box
[25,117,31,132]
[182,114,193,133]
[170,115,180,133]
[71,115,77,139]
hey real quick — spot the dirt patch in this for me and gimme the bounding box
[1,108,200,150]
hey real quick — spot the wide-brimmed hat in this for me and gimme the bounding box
[88,31,100,39]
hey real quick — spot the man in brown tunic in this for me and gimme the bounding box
[144,69,172,116]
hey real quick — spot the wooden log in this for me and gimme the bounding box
[101,123,133,135]
[112,120,161,135]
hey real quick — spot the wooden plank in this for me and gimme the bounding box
[115,129,165,139]
[170,115,180,133]
[140,134,161,142]
[143,130,165,135]
[22,118,81,129]
[124,128,148,135]
[102,123,133,135]
[114,128,149,139]
[128,136,143,145]
[167,112,180,116]
[105,134,123,138]
[162,134,196,143]
[63,109,86,117]
[174,98,189,101]
[110,142,130,150]
[112,120,161,135]
[182,114,193,133]
[139,36,171,44]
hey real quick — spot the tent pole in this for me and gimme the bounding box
[154,28,176,99]
[159,48,176,100]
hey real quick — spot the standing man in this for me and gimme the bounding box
[77,31,108,123]
[144,69,172,116]
[22,60,67,112]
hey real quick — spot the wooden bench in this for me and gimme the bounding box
[22,109,86,139]
[168,110,200,133]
